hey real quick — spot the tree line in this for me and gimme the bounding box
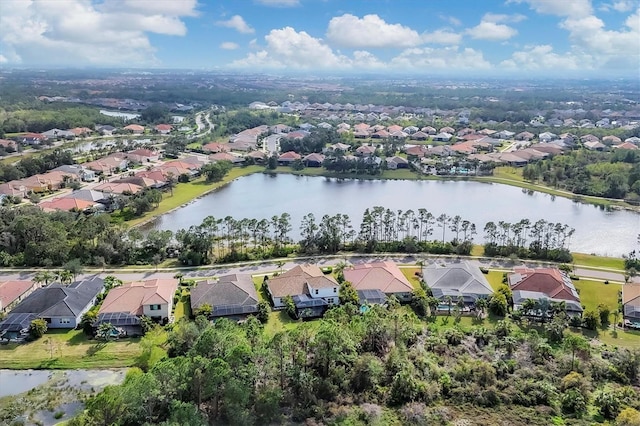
[0,203,574,267]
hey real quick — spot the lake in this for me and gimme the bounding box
[99,110,140,120]
[146,174,640,257]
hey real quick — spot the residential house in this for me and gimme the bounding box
[52,165,96,182]
[303,153,325,167]
[278,151,302,165]
[266,265,340,317]
[96,278,179,334]
[39,197,98,212]
[246,150,267,163]
[440,126,455,134]
[422,261,493,307]
[343,261,414,302]
[356,145,376,156]
[410,131,429,141]
[42,129,75,139]
[509,267,582,316]
[190,274,259,319]
[69,127,93,137]
[515,131,535,141]
[62,189,107,204]
[20,133,47,144]
[538,132,558,142]
[210,152,244,164]
[0,139,17,150]
[625,137,640,144]
[622,284,640,328]
[96,125,116,136]
[614,142,639,150]
[433,132,453,142]
[602,135,622,145]
[584,141,606,151]
[0,277,104,336]
[421,126,437,135]
[386,156,409,169]
[405,145,429,158]
[0,280,38,313]
[127,148,159,163]
[202,142,230,153]
[0,182,27,198]
[155,124,173,134]
[85,154,129,175]
[123,124,145,134]
[94,182,143,195]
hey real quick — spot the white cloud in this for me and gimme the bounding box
[231,26,351,69]
[483,13,527,23]
[326,14,422,48]
[391,46,492,70]
[220,42,239,50]
[0,0,198,66]
[0,54,7,64]
[439,14,462,26]
[422,29,463,45]
[500,44,588,70]
[600,0,639,12]
[508,0,593,17]
[255,0,299,6]
[467,21,518,41]
[216,15,254,34]
[560,9,640,67]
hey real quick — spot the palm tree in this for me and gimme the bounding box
[33,271,55,287]
[445,295,453,316]
[58,270,73,286]
[474,298,488,319]
[522,298,537,317]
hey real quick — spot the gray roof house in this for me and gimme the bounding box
[190,274,259,319]
[422,261,493,305]
[0,277,104,335]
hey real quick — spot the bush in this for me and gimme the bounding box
[28,318,47,339]
[53,411,65,420]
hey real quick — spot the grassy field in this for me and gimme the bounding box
[573,279,621,316]
[485,270,507,291]
[0,329,141,369]
[173,289,192,321]
[126,165,262,227]
[400,267,422,289]
[571,253,625,270]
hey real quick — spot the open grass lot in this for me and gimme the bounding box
[0,329,141,369]
[126,165,262,227]
[173,289,192,321]
[572,252,625,270]
[574,279,621,315]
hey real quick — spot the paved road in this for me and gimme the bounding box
[0,255,632,284]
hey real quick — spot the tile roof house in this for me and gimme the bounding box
[422,261,493,306]
[155,124,173,134]
[0,139,17,150]
[515,131,535,141]
[433,132,453,142]
[0,182,27,198]
[210,152,244,164]
[343,261,414,302]
[509,267,582,315]
[0,277,104,335]
[39,197,98,212]
[202,142,230,153]
[613,142,639,150]
[123,124,145,134]
[190,274,259,319]
[356,145,376,156]
[622,284,640,327]
[266,265,339,315]
[0,280,38,313]
[303,153,325,167]
[94,182,143,195]
[278,151,302,164]
[96,278,179,332]
[126,148,159,163]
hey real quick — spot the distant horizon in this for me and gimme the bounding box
[0,0,638,78]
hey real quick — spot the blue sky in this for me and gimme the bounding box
[0,0,639,77]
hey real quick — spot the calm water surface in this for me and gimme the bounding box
[147,174,640,257]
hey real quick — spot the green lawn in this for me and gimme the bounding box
[126,165,262,227]
[173,290,192,320]
[0,329,141,369]
[573,279,621,316]
[571,253,625,270]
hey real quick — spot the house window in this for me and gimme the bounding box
[333,287,337,293]
[60,318,70,324]
[315,289,319,295]
[149,304,161,311]
[327,298,334,304]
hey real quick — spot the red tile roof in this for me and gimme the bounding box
[343,261,413,294]
[0,280,36,311]
[509,267,579,302]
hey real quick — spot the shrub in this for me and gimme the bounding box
[28,318,47,339]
